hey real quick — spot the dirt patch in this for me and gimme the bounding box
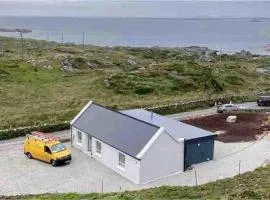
[182,113,270,143]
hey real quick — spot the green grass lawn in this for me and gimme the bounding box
[2,165,270,199]
[0,37,270,129]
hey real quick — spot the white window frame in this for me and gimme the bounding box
[96,140,102,155]
[118,152,126,168]
[77,131,82,144]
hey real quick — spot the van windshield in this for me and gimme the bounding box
[50,143,66,153]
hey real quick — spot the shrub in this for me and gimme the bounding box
[0,122,70,140]
[225,75,245,85]
[147,100,216,115]
[199,68,224,92]
[0,69,9,76]
[135,86,154,95]
[0,63,19,68]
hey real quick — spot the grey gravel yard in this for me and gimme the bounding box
[1,130,270,196]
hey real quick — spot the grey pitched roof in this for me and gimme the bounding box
[121,109,215,140]
[72,103,160,159]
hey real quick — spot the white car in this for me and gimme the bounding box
[217,104,240,113]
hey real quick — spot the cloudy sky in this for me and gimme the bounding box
[0,0,269,18]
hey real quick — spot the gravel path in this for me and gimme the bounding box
[1,133,270,196]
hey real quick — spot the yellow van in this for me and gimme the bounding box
[23,132,71,166]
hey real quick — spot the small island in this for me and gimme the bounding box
[0,28,32,33]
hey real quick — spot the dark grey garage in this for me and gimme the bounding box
[122,109,216,170]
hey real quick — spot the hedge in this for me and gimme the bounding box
[0,121,70,140]
[145,93,261,115]
[0,90,269,141]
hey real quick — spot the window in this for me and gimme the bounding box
[118,152,125,168]
[96,141,101,154]
[50,143,66,153]
[44,146,51,154]
[77,131,82,144]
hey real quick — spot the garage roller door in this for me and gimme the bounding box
[184,136,215,170]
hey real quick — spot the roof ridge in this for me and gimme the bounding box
[91,102,160,129]
[122,109,215,140]
[124,108,214,133]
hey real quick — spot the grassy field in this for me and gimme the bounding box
[0,36,270,129]
[2,164,270,199]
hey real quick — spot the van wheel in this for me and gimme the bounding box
[51,160,57,167]
[26,153,32,159]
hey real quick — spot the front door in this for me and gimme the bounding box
[88,135,92,153]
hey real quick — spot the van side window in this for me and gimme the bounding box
[44,146,51,154]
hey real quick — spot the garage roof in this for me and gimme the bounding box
[121,109,215,140]
[71,102,160,159]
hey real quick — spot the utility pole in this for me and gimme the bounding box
[0,37,4,56]
[219,48,222,62]
[61,32,64,44]
[19,31,24,60]
[101,179,103,194]
[82,32,85,46]
[194,169,198,186]
[238,160,241,175]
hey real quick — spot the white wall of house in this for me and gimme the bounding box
[71,126,184,185]
[71,126,91,155]
[139,130,184,184]
[71,126,141,184]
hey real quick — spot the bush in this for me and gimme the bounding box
[0,63,19,68]
[225,75,245,85]
[0,69,9,76]
[145,92,265,115]
[198,68,224,92]
[135,87,154,95]
[0,122,70,140]
[147,100,216,115]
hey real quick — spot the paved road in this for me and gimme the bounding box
[167,102,267,120]
[1,102,270,196]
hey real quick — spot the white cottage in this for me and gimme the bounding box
[70,101,215,184]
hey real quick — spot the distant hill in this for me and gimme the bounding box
[0,36,269,130]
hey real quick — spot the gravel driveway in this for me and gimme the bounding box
[1,133,270,196]
[1,102,270,196]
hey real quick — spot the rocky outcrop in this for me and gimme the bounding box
[127,59,137,65]
[173,46,218,61]
[54,54,100,71]
[59,57,77,72]
[26,58,52,70]
[234,50,252,57]
[256,67,270,75]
